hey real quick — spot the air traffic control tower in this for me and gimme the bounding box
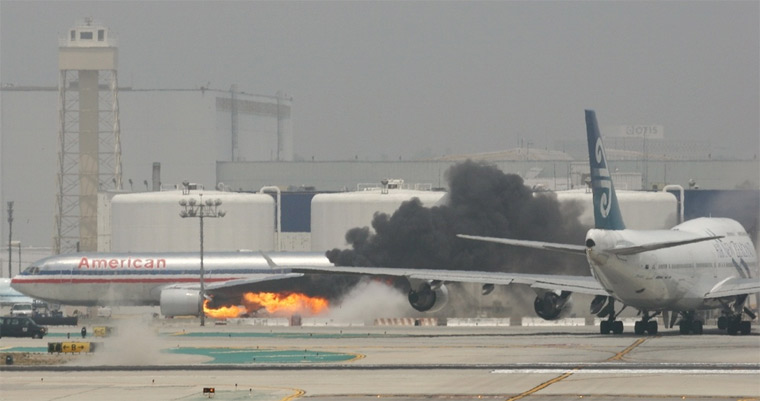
[54,18,122,254]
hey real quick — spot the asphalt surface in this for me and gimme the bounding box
[1,317,759,401]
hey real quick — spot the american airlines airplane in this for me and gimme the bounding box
[10,252,337,317]
[11,110,759,334]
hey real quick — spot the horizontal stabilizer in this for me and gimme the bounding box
[605,235,723,256]
[457,234,587,255]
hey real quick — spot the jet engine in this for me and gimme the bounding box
[160,288,202,317]
[408,280,449,313]
[533,290,573,321]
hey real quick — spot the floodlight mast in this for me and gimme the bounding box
[178,191,225,327]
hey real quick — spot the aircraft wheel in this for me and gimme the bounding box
[634,321,644,335]
[612,320,624,334]
[600,320,611,334]
[679,321,691,334]
[692,320,703,335]
[647,320,658,335]
[727,321,739,335]
[740,321,751,335]
[717,316,727,330]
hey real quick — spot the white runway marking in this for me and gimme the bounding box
[492,368,760,375]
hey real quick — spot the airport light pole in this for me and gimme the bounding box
[7,201,13,279]
[179,194,225,326]
[11,241,20,277]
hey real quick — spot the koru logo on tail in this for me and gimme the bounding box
[595,138,612,219]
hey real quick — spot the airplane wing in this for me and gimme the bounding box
[704,277,760,299]
[456,234,587,255]
[260,254,608,296]
[519,275,608,295]
[287,264,608,295]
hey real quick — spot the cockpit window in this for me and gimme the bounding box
[22,266,40,275]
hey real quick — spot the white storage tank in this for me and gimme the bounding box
[554,189,677,230]
[311,188,446,251]
[111,190,275,252]
[431,189,677,231]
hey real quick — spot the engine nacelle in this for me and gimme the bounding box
[160,288,202,317]
[408,280,449,313]
[533,291,573,321]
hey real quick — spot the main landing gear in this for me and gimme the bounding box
[592,296,626,335]
[717,315,751,335]
[600,318,624,335]
[676,311,703,335]
[633,311,659,335]
[716,294,755,335]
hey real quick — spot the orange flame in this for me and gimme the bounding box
[243,292,329,316]
[203,292,329,319]
[203,302,245,319]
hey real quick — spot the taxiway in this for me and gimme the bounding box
[1,321,758,401]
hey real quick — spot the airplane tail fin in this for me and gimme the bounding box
[585,110,625,230]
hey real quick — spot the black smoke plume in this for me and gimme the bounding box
[326,160,588,276]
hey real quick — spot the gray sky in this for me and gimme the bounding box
[2,1,758,160]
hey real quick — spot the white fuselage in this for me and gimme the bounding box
[10,252,333,306]
[585,217,758,311]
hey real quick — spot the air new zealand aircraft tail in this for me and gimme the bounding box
[585,110,626,230]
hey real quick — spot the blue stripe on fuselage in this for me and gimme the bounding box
[33,268,292,276]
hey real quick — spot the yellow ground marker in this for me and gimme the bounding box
[505,337,650,401]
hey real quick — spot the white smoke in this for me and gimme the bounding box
[69,312,168,366]
[324,279,415,322]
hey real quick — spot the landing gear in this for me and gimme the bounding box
[718,294,755,336]
[595,297,625,335]
[676,311,704,335]
[723,315,752,335]
[634,311,660,335]
[600,319,624,334]
[717,315,727,330]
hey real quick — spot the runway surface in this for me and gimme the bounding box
[1,320,759,401]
